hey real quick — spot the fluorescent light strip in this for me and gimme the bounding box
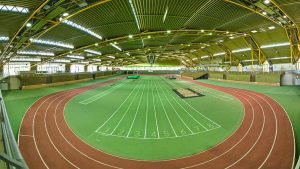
[201,55,209,59]
[62,20,102,39]
[232,48,251,53]
[269,57,290,60]
[163,6,168,22]
[17,50,54,56]
[128,0,141,30]
[65,55,84,59]
[0,36,9,41]
[110,43,122,51]
[52,59,70,63]
[0,5,29,13]
[192,58,198,61]
[213,52,226,56]
[125,52,130,56]
[31,39,74,49]
[92,59,102,62]
[84,49,102,55]
[260,42,290,49]
[10,57,41,62]
[107,56,115,59]
[241,59,258,62]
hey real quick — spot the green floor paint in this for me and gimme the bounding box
[2,75,299,161]
[201,79,300,158]
[65,76,243,160]
[2,75,120,139]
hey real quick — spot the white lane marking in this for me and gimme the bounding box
[152,80,160,138]
[144,79,150,138]
[87,80,140,138]
[109,80,144,135]
[153,80,178,137]
[79,81,128,105]
[164,78,221,128]
[54,90,122,169]
[161,80,210,131]
[158,82,194,134]
[44,92,80,168]
[126,81,146,137]
[181,89,256,169]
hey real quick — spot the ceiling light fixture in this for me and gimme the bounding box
[92,59,102,62]
[201,55,209,59]
[128,0,141,30]
[26,23,32,27]
[52,59,71,63]
[251,30,258,33]
[110,43,122,51]
[62,20,102,39]
[264,0,270,4]
[268,26,275,30]
[260,42,290,49]
[17,50,54,56]
[84,49,102,55]
[213,52,226,56]
[30,39,74,49]
[107,56,115,59]
[65,55,84,59]
[10,57,41,62]
[232,48,251,53]
[167,30,171,33]
[62,13,69,17]
[128,34,133,38]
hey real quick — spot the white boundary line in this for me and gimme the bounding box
[79,81,128,105]
[88,80,140,137]
[154,80,178,137]
[43,91,80,168]
[144,79,149,138]
[152,79,160,138]
[161,81,211,131]
[158,82,195,134]
[109,80,144,135]
[126,81,146,137]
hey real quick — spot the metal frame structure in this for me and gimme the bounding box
[0,90,28,169]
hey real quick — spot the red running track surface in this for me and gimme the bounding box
[18,77,295,169]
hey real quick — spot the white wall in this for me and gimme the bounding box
[70,64,85,73]
[87,65,97,72]
[37,63,65,73]
[3,62,31,76]
[272,63,295,71]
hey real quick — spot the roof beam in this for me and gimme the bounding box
[243,35,267,65]
[217,43,240,66]
[31,29,243,67]
[285,27,300,63]
[0,0,50,60]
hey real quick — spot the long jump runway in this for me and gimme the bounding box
[18,76,295,169]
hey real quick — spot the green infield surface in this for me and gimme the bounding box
[65,76,244,160]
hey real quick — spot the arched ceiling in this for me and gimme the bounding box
[0,0,299,67]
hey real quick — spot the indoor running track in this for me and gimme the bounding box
[18,76,295,169]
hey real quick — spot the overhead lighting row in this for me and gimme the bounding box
[30,39,74,49]
[62,20,103,40]
[10,57,41,62]
[17,50,54,56]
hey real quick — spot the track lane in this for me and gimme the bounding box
[18,76,294,169]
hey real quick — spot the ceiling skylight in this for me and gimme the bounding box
[0,5,29,14]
